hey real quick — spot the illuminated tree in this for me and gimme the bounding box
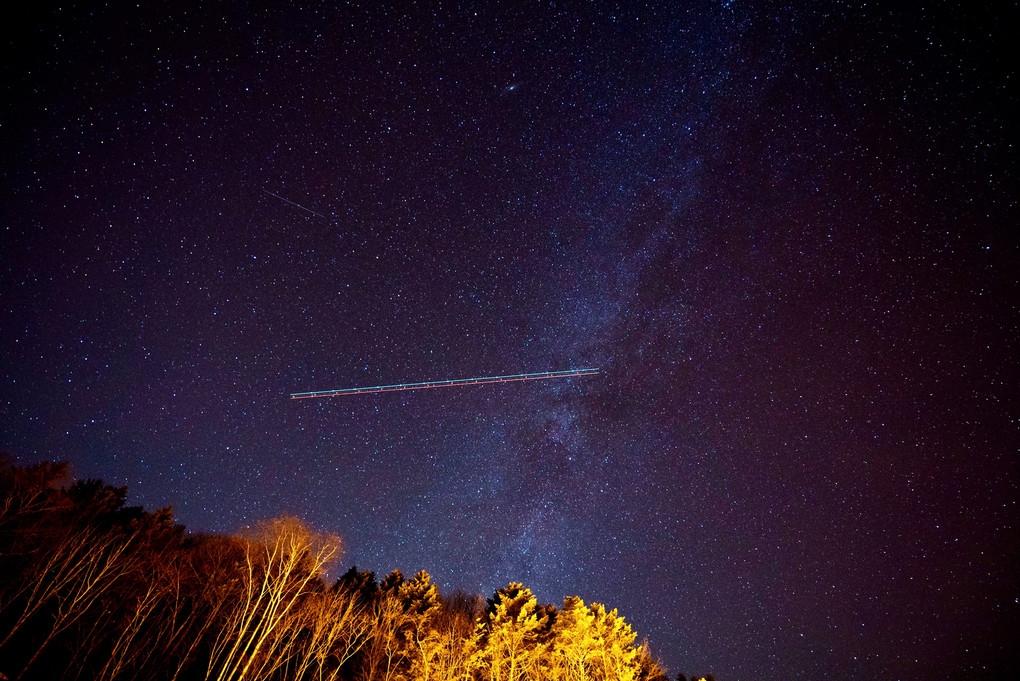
[0,473,173,678]
[0,457,71,620]
[551,595,598,681]
[476,582,550,681]
[380,569,405,592]
[428,593,484,681]
[163,534,251,681]
[0,520,142,678]
[93,549,176,681]
[399,570,442,679]
[205,516,341,681]
[0,455,68,536]
[289,585,371,681]
[634,639,669,681]
[546,596,643,681]
[0,458,673,681]
[360,590,410,681]
[588,601,639,681]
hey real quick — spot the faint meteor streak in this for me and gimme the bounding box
[263,189,331,220]
[290,368,600,399]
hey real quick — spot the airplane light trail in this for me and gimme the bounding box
[263,189,331,220]
[290,368,600,399]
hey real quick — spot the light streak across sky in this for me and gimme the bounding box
[290,368,601,399]
[263,189,331,220]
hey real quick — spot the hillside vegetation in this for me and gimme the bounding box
[0,456,716,681]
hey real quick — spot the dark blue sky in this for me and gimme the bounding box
[2,2,1015,679]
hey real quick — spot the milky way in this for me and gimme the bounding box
[2,3,1015,679]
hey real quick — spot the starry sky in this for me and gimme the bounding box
[2,2,1016,679]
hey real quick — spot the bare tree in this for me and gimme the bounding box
[286,586,371,681]
[13,527,139,676]
[205,516,340,681]
[424,593,484,681]
[359,591,411,681]
[94,550,177,681]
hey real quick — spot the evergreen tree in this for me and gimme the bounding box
[476,582,550,681]
[550,595,598,681]
[589,602,640,681]
[380,569,405,593]
[336,565,379,606]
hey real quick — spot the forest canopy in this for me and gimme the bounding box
[0,455,716,681]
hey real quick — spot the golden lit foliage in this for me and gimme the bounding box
[588,602,639,681]
[634,639,670,681]
[424,592,485,681]
[0,459,674,681]
[548,596,643,681]
[476,583,550,681]
[551,595,598,680]
[400,571,443,680]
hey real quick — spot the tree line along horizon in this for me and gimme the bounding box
[0,455,718,681]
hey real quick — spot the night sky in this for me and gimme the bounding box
[2,2,1016,679]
